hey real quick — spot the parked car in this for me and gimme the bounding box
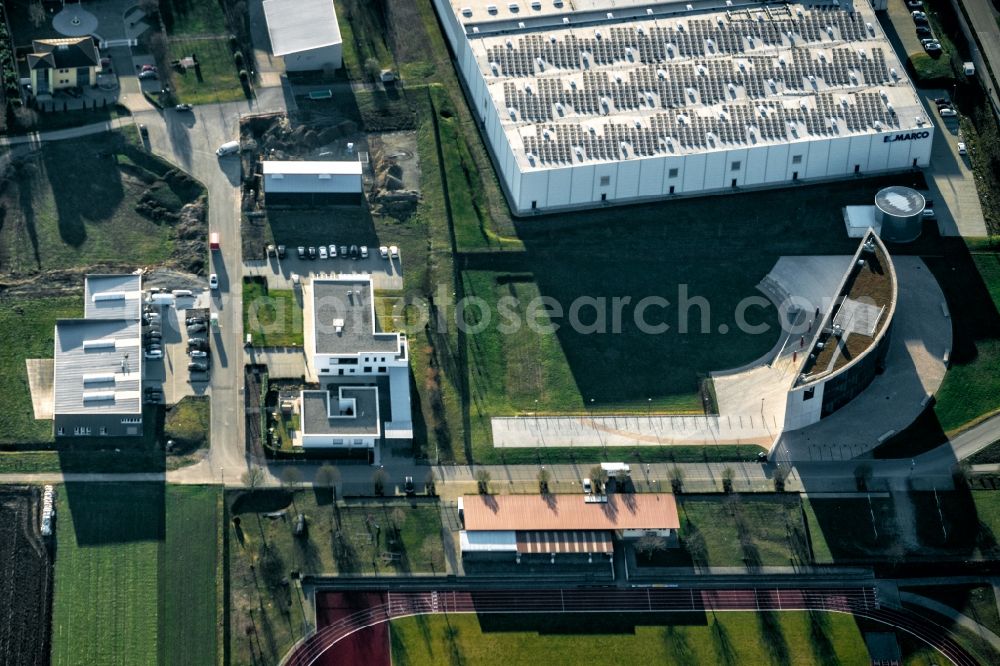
[389,245,400,259]
[308,246,317,260]
[297,246,306,259]
[923,208,937,219]
[143,311,160,324]
[958,142,968,155]
[266,244,275,257]
[209,273,219,290]
[379,246,389,258]
[188,338,209,350]
[188,361,209,372]
[144,331,162,342]
[360,245,369,259]
[582,478,593,494]
[277,245,287,258]
[404,476,415,495]
[906,0,922,7]
[915,26,932,37]
[934,97,951,105]
[144,347,163,360]
[911,10,927,20]
[185,316,206,325]
[187,322,207,333]
[138,70,158,80]
[174,103,193,112]
[339,245,348,257]
[349,245,360,259]
[141,64,157,72]
[924,42,942,52]
[318,245,328,260]
[939,107,957,117]
[188,350,208,359]
[328,244,337,258]
[139,124,149,140]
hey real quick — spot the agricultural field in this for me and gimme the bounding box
[49,483,221,666]
[0,487,52,666]
[227,489,446,665]
[390,611,870,666]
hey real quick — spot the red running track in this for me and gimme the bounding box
[282,587,979,666]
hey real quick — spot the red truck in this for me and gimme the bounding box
[210,232,220,251]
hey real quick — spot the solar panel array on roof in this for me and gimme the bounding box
[479,3,907,166]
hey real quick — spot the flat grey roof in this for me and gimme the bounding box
[312,279,401,355]
[53,318,142,415]
[301,386,380,436]
[84,274,142,320]
[262,0,342,56]
[445,0,926,170]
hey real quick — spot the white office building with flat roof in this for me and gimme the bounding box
[298,276,413,458]
[432,0,932,215]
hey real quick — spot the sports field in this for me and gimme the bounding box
[389,611,869,665]
[50,483,221,666]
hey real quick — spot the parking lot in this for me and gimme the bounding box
[244,245,404,291]
[141,290,214,405]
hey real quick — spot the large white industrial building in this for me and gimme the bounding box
[432,0,932,215]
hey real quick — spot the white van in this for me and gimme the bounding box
[216,140,240,157]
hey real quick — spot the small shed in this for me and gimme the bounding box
[262,161,363,206]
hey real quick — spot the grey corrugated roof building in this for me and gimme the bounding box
[53,274,144,438]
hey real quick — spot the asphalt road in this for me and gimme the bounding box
[134,89,288,479]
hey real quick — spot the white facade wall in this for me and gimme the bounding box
[622,528,675,539]
[507,132,931,214]
[784,383,826,431]
[314,351,408,377]
[300,433,375,449]
[281,43,342,72]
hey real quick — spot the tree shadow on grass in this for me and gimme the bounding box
[757,611,791,666]
[710,615,738,666]
[662,626,697,666]
[807,610,839,666]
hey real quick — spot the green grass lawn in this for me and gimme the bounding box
[228,490,446,665]
[169,38,245,105]
[676,495,809,568]
[243,277,304,347]
[934,252,1000,433]
[803,496,901,563]
[160,0,228,36]
[0,295,80,443]
[164,395,211,459]
[908,52,954,82]
[390,611,870,666]
[0,130,198,276]
[51,484,221,666]
[903,585,1000,637]
[336,0,395,80]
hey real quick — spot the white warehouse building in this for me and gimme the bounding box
[431,0,932,215]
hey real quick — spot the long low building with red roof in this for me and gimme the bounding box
[458,493,679,572]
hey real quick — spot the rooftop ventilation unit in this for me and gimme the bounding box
[686,4,693,10]
[333,318,345,334]
[518,21,525,28]
[886,103,895,114]
[574,147,584,160]
[826,26,834,37]
[82,391,116,403]
[535,57,544,71]
[606,12,613,19]
[647,7,654,15]
[531,0,541,8]
[569,79,576,88]
[490,63,500,75]
[620,142,629,156]
[595,29,602,40]
[526,153,536,166]
[92,291,126,302]
[645,92,655,105]
[562,16,569,24]
[487,4,497,14]
[890,68,898,80]
[461,6,472,16]
[508,108,517,120]
[549,35,556,43]
[83,373,116,385]
[819,52,826,62]
[657,69,666,80]
[524,83,533,94]
[636,26,645,36]
[83,339,116,351]
[542,129,552,140]
[505,39,513,49]
[509,2,518,11]
[867,22,875,35]
[677,24,684,33]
